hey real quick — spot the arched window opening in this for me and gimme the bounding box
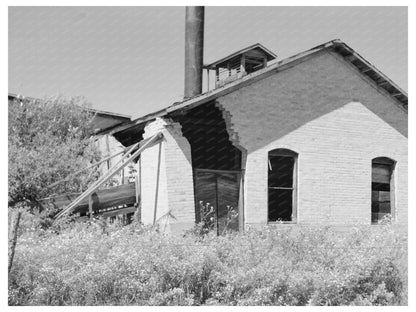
[268,149,297,222]
[372,157,395,224]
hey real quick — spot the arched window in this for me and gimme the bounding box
[268,148,297,222]
[371,157,395,224]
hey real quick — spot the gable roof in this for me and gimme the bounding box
[111,39,407,136]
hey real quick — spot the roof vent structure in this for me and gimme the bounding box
[205,43,277,89]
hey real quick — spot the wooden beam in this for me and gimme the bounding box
[44,139,144,191]
[345,54,357,62]
[89,195,93,219]
[361,67,373,73]
[153,142,162,225]
[54,133,163,220]
[41,183,137,213]
[101,206,137,219]
[240,54,246,75]
[238,171,244,232]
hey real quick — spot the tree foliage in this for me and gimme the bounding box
[8,95,102,211]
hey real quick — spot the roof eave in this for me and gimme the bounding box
[111,39,407,136]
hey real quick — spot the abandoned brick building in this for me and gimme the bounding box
[74,38,404,234]
[40,9,407,234]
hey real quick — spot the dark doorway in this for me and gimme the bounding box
[194,169,240,234]
[170,101,243,233]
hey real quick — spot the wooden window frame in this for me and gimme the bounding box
[267,149,298,224]
[371,157,396,225]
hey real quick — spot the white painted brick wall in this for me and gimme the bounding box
[218,51,408,227]
[140,118,195,233]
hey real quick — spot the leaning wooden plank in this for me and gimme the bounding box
[40,183,137,213]
[54,134,158,219]
[44,141,139,190]
[54,137,145,215]
[69,138,142,198]
[54,133,163,220]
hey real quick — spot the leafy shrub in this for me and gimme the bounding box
[9,221,407,306]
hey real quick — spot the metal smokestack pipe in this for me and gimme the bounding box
[184,6,204,99]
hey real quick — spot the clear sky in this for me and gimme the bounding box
[8,6,407,118]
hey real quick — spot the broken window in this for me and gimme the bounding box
[372,157,395,224]
[268,149,297,222]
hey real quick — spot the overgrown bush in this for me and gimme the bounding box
[9,221,407,306]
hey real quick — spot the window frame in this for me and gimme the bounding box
[371,157,396,225]
[267,148,298,224]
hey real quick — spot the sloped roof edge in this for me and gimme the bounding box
[112,39,408,135]
[8,93,132,134]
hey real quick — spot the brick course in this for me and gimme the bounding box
[217,51,408,227]
[140,118,195,233]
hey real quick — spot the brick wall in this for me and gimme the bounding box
[217,51,408,227]
[140,118,195,233]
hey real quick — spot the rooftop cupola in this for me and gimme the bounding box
[204,43,277,89]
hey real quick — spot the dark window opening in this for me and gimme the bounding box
[268,149,297,222]
[371,157,395,224]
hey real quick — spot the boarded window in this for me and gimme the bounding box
[268,149,297,222]
[371,157,395,224]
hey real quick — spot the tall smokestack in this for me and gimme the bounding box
[184,6,204,99]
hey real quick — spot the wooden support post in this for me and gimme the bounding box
[8,210,22,273]
[238,171,245,232]
[241,54,246,75]
[121,157,125,184]
[153,142,162,225]
[105,134,111,170]
[89,194,93,219]
[207,69,210,91]
[135,174,141,222]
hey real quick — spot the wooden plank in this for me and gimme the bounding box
[54,133,162,219]
[101,206,137,218]
[372,165,390,184]
[378,191,391,202]
[238,171,244,232]
[41,183,137,214]
[44,148,128,190]
[153,142,162,225]
[89,195,93,219]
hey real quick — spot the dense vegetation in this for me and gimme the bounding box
[8,95,102,278]
[8,95,100,212]
[9,219,407,306]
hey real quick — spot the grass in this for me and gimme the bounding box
[8,218,408,306]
